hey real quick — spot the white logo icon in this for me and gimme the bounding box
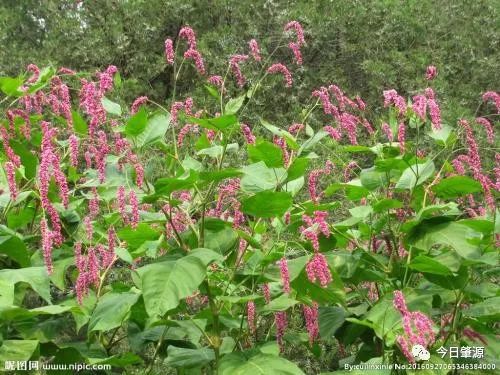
[412,344,430,361]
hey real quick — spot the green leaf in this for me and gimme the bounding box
[10,140,38,179]
[248,140,284,167]
[0,267,50,304]
[134,113,170,147]
[0,235,30,267]
[260,119,299,150]
[373,199,403,213]
[360,168,388,190]
[136,248,222,317]
[409,255,453,275]
[219,353,305,375]
[72,111,88,135]
[0,340,39,366]
[241,191,292,218]
[0,77,24,96]
[188,114,238,132]
[319,307,346,339]
[117,223,161,251]
[463,297,500,320]
[164,346,215,368]
[101,97,122,116]
[298,130,329,155]
[325,180,370,201]
[286,157,309,181]
[199,169,243,183]
[432,176,482,198]
[154,170,199,196]
[261,294,298,313]
[395,160,435,190]
[407,220,481,260]
[88,291,140,332]
[225,95,246,114]
[240,162,287,193]
[125,107,148,136]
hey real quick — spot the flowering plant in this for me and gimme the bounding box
[0,21,498,373]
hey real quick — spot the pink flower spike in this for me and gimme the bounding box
[288,42,303,65]
[178,26,197,49]
[303,302,319,344]
[248,39,262,62]
[4,162,18,201]
[230,54,249,88]
[68,134,79,167]
[184,49,206,75]
[164,39,175,64]
[26,64,40,84]
[208,75,224,88]
[131,96,148,114]
[267,63,292,88]
[240,123,256,145]
[247,301,256,335]
[284,21,305,46]
[381,122,393,142]
[425,65,437,80]
[279,257,291,294]
[475,117,494,144]
[482,91,500,113]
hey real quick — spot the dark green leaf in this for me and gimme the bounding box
[241,191,292,218]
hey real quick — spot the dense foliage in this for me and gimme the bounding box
[1,0,499,120]
[0,17,499,375]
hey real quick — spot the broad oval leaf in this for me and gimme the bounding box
[241,191,292,218]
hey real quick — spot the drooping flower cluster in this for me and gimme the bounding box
[247,301,256,335]
[274,311,288,352]
[74,240,116,304]
[453,119,496,210]
[299,211,330,251]
[267,63,293,88]
[303,302,319,344]
[248,39,261,62]
[313,85,372,144]
[305,252,332,287]
[230,54,249,87]
[482,91,500,113]
[279,257,291,294]
[425,65,437,80]
[240,123,256,145]
[307,159,334,203]
[284,21,305,65]
[393,291,435,363]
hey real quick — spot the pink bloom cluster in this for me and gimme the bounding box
[383,89,407,116]
[284,21,305,65]
[273,135,290,166]
[74,240,116,304]
[303,302,319,344]
[267,63,292,88]
[230,54,249,87]
[247,301,256,335]
[305,252,332,287]
[131,96,148,114]
[313,85,371,144]
[279,257,291,294]
[453,119,496,210]
[248,39,261,62]
[274,311,288,352]
[299,211,330,251]
[482,91,500,113]
[240,123,256,144]
[425,65,437,80]
[308,159,334,203]
[393,291,435,363]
